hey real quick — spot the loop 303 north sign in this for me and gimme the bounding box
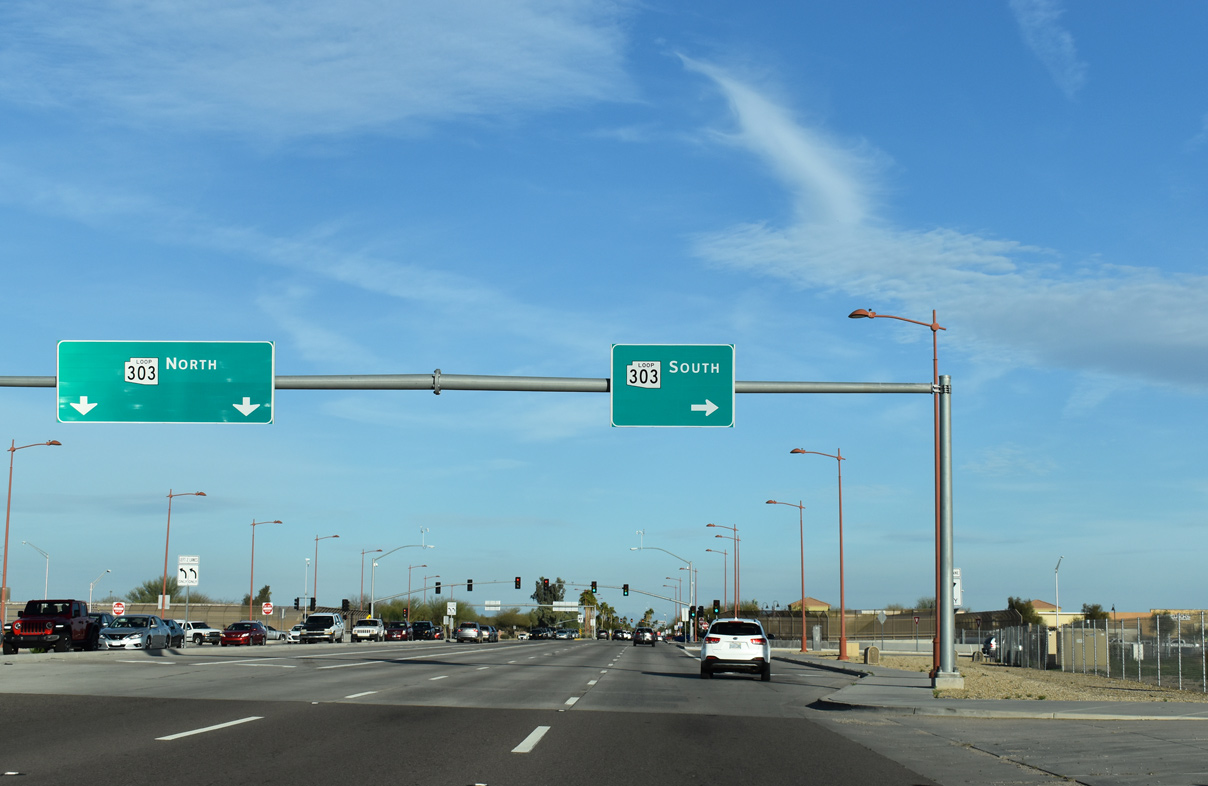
[57,340,274,424]
[610,344,734,428]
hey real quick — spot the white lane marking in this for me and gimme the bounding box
[509,660,517,664]
[318,661,379,670]
[512,725,551,754]
[117,660,174,665]
[528,656,537,660]
[587,680,597,685]
[157,716,263,741]
[196,657,285,666]
[429,675,448,681]
[600,670,608,674]
[316,647,498,670]
[344,691,378,699]
[477,666,490,671]
[564,696,579,706]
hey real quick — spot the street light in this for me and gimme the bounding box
[162,490,206,617]
[360,548,383,612]
[765,499,808,654]
[21,541,49,598]
[407,564,427,620]
[249,519,282,620]
[313,534,340,607]
[790,446,849,659]
[665,575,682,610]
[849,306,953,680]
[629,540,695,642]
[3,439,61,629]
[369,543,434,616]
[423,574,440,605]
[88,569,110,611]
[705,548,728,615]
[706,524,739,618]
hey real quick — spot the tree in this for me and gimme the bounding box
[1007,596,1043,625]
[126,576,215,604]
[531,577,566,628]
[884,602,907,611]
[240,585,272,607]
[915,596,936,610]
[1081,603,1109,621]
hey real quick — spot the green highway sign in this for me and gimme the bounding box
[610,344,735,427]
[57,340,274,424]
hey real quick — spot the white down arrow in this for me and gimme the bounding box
[233,397,260,416]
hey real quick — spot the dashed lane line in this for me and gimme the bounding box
[564,696,579,706]
[512,726,551,754]
[344,691,378,699]
[156,716,263,741]
[429,675,448,681]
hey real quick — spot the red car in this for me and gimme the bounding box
[221,621,267,646]
[385,622,410,641]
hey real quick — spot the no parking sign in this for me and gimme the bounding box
[112,601,125,615]
[262,602,273,615]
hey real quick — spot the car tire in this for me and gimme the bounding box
[2,642,16,655]
[85,627,100,652]
[700,665,712,679]
[760,663,771,682]
[54,635,70,653]
[193,634,202,645]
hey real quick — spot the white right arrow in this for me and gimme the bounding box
[691,399,719,417]
[70,396,98,416]
[233,397,261,416]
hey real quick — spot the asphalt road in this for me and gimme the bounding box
[1,639,937,785]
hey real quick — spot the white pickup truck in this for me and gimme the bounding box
[178,620,222,645]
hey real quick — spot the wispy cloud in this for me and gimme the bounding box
[686,62,1208,391]
[0,0,633,137]
[1008,0,1088,99]
[964,443,1058,477]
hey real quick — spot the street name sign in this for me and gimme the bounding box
[610,344,735,427]
[57,340,274,424]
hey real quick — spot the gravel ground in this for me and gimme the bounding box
[876,655,1208,702]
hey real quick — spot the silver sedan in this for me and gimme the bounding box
[99,615,171,650]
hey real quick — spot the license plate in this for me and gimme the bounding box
[728,641,742,649]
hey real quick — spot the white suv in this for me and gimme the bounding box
[351,618,385,642]
[699,618,772,681]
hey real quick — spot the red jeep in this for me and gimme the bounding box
[2,599,99,654]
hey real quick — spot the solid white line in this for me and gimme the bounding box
[117,660,174,665]
[157,716,263,741]
[429,675,448,681]
[317,661,379,670]
[564,696,579,706]
[477,666,490,670]
[512,725,551,753]
[344,691,378,699]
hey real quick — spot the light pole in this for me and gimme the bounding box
[88,569,110,611]
[665,575,682,613]
[1054,556,1064,631]
[3,439,61,629]
[303,558,310,610]
[249,519,282,620]
[313,534,340,608]
[360,548,383,612]
[765,499,808,653]
[706,524,739,618]
[424,574,440,605]
[162,490,206,617]
[790,446,849,659]
[629,540,694,642]
[21,541,49,598]
[369,543,434,616]
[849,307,955,681]
[407,564,427,620]
[705,548,728,615]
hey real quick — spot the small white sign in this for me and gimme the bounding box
[680,607,689,622]
[625,360,661,389]
[262,602,273,615]
[177,556,200,587]
[124,357,159,386]
[446,602,457,616]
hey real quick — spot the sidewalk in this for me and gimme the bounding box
[773,650,1208,721]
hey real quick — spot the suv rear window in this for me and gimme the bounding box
[710,622,763,636]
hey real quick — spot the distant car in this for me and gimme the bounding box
[221,621,267,647]
[300,613,345,644]
[699,618,771,681]
[409,621,438,640]
[263,625,287,642]
[179,620,221,645]
[486,625,500,642]
[163,618,185,648]
[99,615,171,650]
[982,636,998,658]
[351,619,386,642]
[286,624,304,643]
[516,631,530,640]
[385,621,409,641]
[633,627,657,647]
[554,628,575,640]
[88,612,116,630]
[455,621,483,643]
[597,630,609,640]
[612,630,631,641]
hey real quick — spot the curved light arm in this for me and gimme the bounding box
[22,540,48,560]
[379,543,434,562]
[849,309,945,332]
[629,544,690,567]
[89,568,111,589]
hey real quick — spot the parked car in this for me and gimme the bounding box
[409,621,438,640]
[982,636,998,658]
[164,618,185,648]
[99,615,171,650]
[263,625,287,642]
[385,621,409,641]
[179,620,222,645]
[455,621,483,643]
[699,618,771,681]
[300,613,345,644]
[221,621,267,646]
[633,627,657,647]
[286,624,304,643]
[516,631,530,640]
[351,618,386,642]
[483,625,499,642]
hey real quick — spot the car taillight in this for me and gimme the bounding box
[705,636,721,643]
[750,637,766,644]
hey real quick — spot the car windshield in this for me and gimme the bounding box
[355,620,377,627]
[304,617,334,629]
[710,622,763,637]
[112,616,150,628]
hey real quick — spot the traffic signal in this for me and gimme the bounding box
[309,598,316,611]
[712,599,721,615]
[402,608,409,620]
[515,576,521,589]
[697,606,705,620]
[467,579,473,592]
[623,583,629,596]
[689,605,696,619]
[435,581,441,595]
[341,598,350,612]
[294,597,300,610]
[542,577,549,589]
[591,580,597,593]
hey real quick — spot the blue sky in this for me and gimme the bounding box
[2,1,1207,622]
